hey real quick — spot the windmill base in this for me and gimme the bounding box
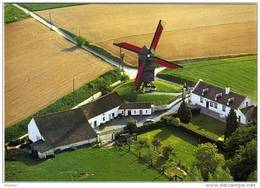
[138,82,157,93]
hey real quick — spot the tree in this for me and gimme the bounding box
[162,145,174,160]
[227,139,256,181]
[208,165,233,181]
[184,167,203,181]
[193,143,225,181]
[224,108,239,140]
[224,125,256,158]
[126,118,137,134]
[177,99,192,124]
[152,138,161,151]
[97,77,111,94]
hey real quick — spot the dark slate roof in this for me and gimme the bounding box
[192,81,246,109]
[33,108,97,152]
[240,105,257,122]
[81,92,123,119]
[120,102,151,109]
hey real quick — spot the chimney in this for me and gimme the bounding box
[225,87,230,95]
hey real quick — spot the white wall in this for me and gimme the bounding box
[88,106,120,128]
[118,108,152,116]
[239,97,253,109]
[37,137,97,159]
[28,118,44,142]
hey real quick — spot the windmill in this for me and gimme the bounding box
[114,20,182,91]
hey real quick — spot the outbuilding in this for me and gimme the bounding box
[28,108,97,159]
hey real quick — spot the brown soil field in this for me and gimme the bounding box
[5,19,113,127]
[38,4,257,67]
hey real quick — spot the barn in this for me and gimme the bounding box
[28,108,97,159]
[190,80,257,125]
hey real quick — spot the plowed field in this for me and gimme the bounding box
[5,19,112,127]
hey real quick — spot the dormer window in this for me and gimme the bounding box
[202,88,209,96]
[215,93,222,101]
[227,97,234,106]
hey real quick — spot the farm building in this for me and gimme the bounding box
[28,108,97,159]
[119,102,153,116]
[190,80,257,125]
[80,92,123,128]
[81,92,153,128]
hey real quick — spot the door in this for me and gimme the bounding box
[127,110,131,116]
[206,101,209,108]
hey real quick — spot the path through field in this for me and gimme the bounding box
[5,19,113,127]
[37,4,257,67]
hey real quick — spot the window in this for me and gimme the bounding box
[214,102,217,109]
[222,105,225,111]
[112,113,114,117]
[210,101,213,107]
[246,102,249,107]
[200,97,203,103]
[103,117,105,121]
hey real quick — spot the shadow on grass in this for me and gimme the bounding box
[62,45,79,52]
[154,126,200,146]
[6,153,45,166]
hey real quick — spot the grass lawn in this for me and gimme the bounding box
[159,55,257,102]
[4,4,30,23]
[113,80,180,105]
[5,147,167,181]
[19,3,82,11]
[135,126,199,168]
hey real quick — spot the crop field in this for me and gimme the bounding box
[5,19,112,127]
[37,4,257,67]
[5,147,167,181]
[159,55,257,102]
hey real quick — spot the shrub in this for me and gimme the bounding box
[152,138,161,151]
[162,145,174,160]
[126,118,137,134]
[157,74,195,86]
[191,107,201,115]
[74,36,89,46]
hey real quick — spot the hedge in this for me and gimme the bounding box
[157,74,195,87]
[5,69,123,143]
[59,28,125,67]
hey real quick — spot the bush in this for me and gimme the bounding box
[135,121,165,134]
[157,74,195,87]
[126,118,137,134]
[74,36,89,46]
[162,145,174,160]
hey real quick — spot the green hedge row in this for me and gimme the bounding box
[5,69,123,143]
[157,74,195,87]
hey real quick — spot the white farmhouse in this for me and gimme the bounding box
[190,80,257,125]
[28,108,97,159]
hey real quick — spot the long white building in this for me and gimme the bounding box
[190,80,257,125]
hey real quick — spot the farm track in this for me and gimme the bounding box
[37,4,257,67]
[5,18,112,127]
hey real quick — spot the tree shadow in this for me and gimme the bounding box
[62,45,79,52]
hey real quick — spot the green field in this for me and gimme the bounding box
[5,147,167,181]
[135,126,199,168]
[19,3,82,11]
[4,4,30,23]
[159,55,257,102]
[113,80,181,105]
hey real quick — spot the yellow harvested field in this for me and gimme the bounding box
[5,19,113,127]
[38,4,257,66]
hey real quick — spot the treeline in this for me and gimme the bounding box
[5,69,125,143]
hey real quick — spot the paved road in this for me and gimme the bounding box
[13,4,166,79]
